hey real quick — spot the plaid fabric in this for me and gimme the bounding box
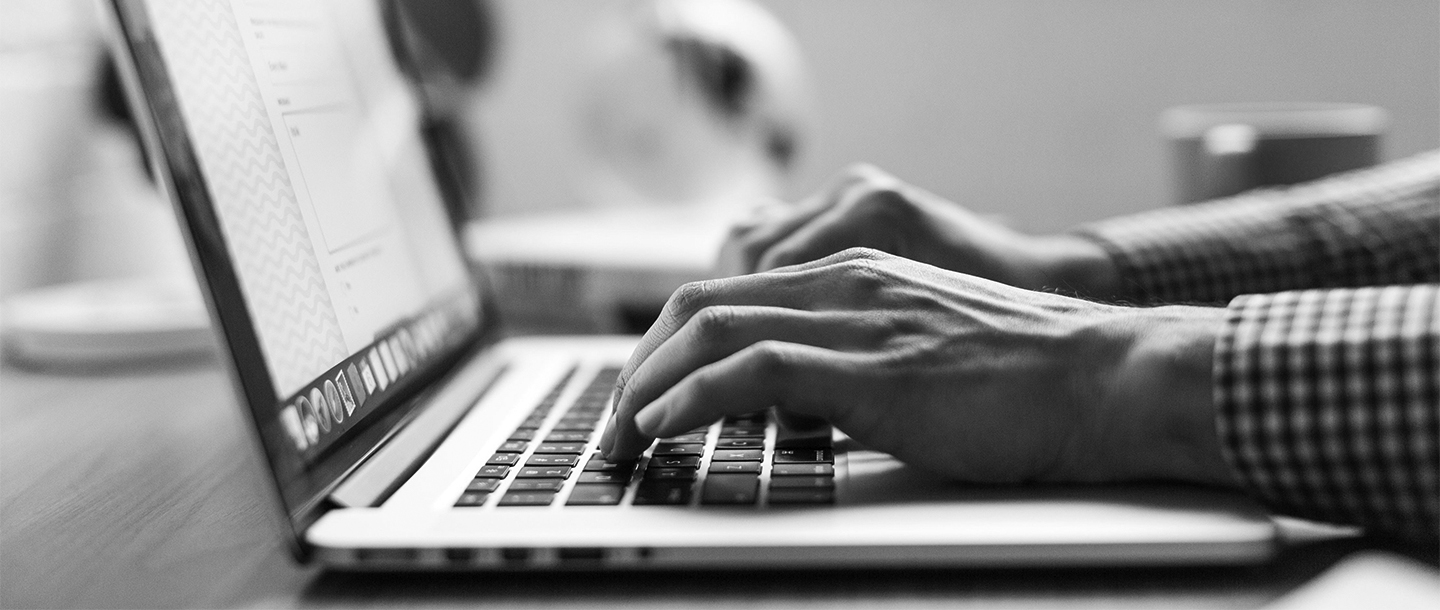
[1074,150,1439,305]
[1216,287,1438,539]
[1074,151,1440,538]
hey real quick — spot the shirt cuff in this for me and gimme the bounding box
[1211,286,1440,539]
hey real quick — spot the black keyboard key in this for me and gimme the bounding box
[533,442,587,454]
[525,455,579,467]
[455,491,489,507]
[633,481,693,505]
[583,455,637,473]
[509,479,565,492]
[708,461,761,474]
[661,432,707,443]
[578,471,630,484]
[715,438,763,449]
[643,467,698,481]
[487,453,520,466]
[475,464,510,478]
[507,429,536,441]
[775,417,834,449]
[649,455,700,469]
[768,488,835,505]
[567,484,625,506]
[517,466,572,478]
[773,448,833,464]
[769,476,834,489]
[653,443,704,457]
[545,431,591,443]
[712,449,763,462]
[701,474,759,505]
[498,490,557,506]
[550,421,597,432]
[719,425,765,438]
[466,479,503,492]
[771,463,834,477]
[496,440,529,453]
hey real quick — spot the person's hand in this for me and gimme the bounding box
[601,248,1236,486]
[718,164,1120,298]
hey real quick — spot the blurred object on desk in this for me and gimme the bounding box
[466,206,730,333]
[577,0,812,212]
[1,0,100,296]
[1,276,213,368]
[1162,102,1387,204]
[1,0,193,298]
[479,0,813,334]
[1,1,211,368]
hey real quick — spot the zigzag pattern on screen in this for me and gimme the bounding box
[151,0,348,395]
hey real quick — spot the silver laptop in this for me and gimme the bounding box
[104,0,1278,570]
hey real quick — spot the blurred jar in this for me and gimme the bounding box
[1161,102,1387,204]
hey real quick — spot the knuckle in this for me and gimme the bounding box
[853,186,918,224]
[836,246,889,264]
[669,279,719,314]
[835,254,890,295]
[747,340,794,379]
[692,305,737,341]
[805,245,876,269]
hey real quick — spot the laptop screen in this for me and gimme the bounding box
[109,0,484,534]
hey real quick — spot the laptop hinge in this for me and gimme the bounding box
[329,350,507,508]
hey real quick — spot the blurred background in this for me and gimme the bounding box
[2,0,1436,314]
[476,0,1439,229]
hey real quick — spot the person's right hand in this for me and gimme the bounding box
[600,248,1236,487]
[719,164,1120,298]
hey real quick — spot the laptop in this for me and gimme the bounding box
[103,0,1278,570]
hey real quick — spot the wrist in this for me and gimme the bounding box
[1025,234,1121,299]
[1088,306,1238,486]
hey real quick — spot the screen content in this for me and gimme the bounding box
[146,0,479,462]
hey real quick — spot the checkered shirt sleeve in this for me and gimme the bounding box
[1215,286,1439,539]
[1071,150,1440,305]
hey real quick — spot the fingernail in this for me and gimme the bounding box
[634,404,664,437]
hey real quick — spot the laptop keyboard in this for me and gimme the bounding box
[454,367,836,509]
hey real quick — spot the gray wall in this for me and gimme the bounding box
[474,0,1439,232]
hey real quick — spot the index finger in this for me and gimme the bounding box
[619,341,862,457]
[600,273,804,453]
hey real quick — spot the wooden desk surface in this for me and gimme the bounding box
[0,357,1432,609]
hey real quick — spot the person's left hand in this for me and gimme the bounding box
[599,247,1233,485]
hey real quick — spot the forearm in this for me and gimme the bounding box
[1067,150,1440,304]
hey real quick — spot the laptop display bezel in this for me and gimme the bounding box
[103,0,495,558]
